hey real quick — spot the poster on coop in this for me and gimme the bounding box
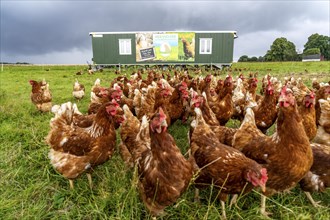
[135,32,195,62]
[152,33,178,61]
[135,32,156,62]
[178,32,195,61]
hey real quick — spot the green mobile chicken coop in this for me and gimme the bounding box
[89,31,237,69]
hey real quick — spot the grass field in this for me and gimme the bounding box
[0,62,329,219]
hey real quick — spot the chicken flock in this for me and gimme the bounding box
[29,68,330,218]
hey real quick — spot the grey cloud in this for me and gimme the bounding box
[1,0,329,63]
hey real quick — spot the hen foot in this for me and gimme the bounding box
[304,192,324,208]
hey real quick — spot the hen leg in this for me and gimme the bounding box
[220,200,227,220]
[260,194,272,217]
[194,188,200,203]
[304,192,324,208]
[87,173,93,189]
[69,179,74,189]
[229,194,240,210]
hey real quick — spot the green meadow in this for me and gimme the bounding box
[0,62,329,219]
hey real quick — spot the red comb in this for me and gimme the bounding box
[158,107,166,120]
[261,168,268,184]
[280,85,287,95]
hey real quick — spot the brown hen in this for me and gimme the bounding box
[137,107,193,217]
[29,79,52,112]
[252,79,279,134]
[298,91,317,141]
[313,97,330,145]
[190,107,268,219]
[209,75,234,126]
[46,100,124,189]
[72,79,85,101]
[232,86,313,216]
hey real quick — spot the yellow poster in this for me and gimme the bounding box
[178,32,195,61]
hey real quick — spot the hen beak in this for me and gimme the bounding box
[260,184,266,193]
[278,95,286,103]
[161,118,168,128]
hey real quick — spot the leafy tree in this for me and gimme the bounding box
[265,37,298,61]
[296,53,302,61]
[304,33,330,60]
[238,55,249,62]
[303,48,321,55]
[238,55,264,62]
[249,56,258,62]
[258,56,265,62]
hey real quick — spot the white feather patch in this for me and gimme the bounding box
[60,137,68,146]
[190,119,197,128]
[310,174,321,191]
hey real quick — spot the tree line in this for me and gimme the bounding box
[238,33,329,62]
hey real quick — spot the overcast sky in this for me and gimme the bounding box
[1,0,329,64]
